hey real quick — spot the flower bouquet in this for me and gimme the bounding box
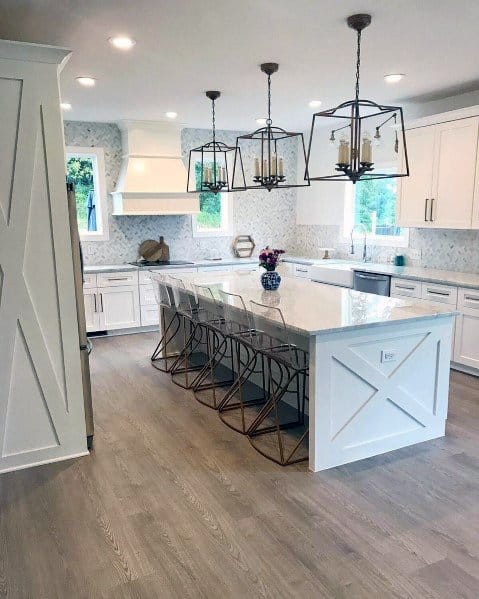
[258,247,285,290]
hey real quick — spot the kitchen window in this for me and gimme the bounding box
[65,146,109,241]
[192,161,233,237]
[343,166,408,247]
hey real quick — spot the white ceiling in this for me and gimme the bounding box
[2,0,479,131]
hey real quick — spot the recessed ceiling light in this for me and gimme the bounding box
[165,111,178,119]
[256,117,267,125]
[76,76,96,87]
[109,36,136,50]
[309,100,322,108]
[384,73,405,84]
[60,102,72,111]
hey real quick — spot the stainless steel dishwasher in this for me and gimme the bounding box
[353,271,391,296]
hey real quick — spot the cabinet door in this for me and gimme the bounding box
[454,289,479,369]
[83,288,101,332]
[397,126,435,227]
[141,305,160,326]
[431,117,478,228]
[98,285,141,330]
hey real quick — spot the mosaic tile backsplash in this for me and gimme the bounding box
[66,121,479,273]
[65,122,297,265]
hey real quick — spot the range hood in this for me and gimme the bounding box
[111,120,199,216]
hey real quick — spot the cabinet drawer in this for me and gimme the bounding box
[141,305,160,326]
[140,283,157,306]
[421,282,458,305]
[294,264,311,278]
[457,288,479,311]
[390,278,422,298]
[83,273,97,289]
[97,270,138,287]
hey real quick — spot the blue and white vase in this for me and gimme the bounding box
[260,270,281,291]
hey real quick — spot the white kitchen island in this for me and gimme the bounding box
[162,270,456,472]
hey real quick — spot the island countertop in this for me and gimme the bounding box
[161,270,457,336]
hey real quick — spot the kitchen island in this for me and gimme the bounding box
[162,270,456,472]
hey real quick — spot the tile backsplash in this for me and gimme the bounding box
[66,121,478,273]
[65,121,297,265]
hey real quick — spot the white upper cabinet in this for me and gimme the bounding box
[431,118,478,228]
[398,114,479,229]
[397,126,436,227]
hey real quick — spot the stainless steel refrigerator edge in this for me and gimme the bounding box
[67,183,94,449]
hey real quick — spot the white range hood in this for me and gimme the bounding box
[111,120,200,216]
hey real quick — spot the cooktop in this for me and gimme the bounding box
[128,260,195,267]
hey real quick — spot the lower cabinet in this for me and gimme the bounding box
[100,285,141,330]
[83,270,141,333]
[391,277,479,372]
[83,285,141,332]
[84,287,101,332]
[454,288,479,370]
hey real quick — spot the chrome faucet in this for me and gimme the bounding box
[350,223,369,262]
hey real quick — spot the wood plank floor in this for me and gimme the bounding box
[1,332,478,598]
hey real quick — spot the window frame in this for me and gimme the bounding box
[65,146,110,242]
[191,193,233,238]
[342,164,409,248]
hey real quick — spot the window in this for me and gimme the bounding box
[65,146,109,241]
[343,167,408,247]
[192,161,232,237]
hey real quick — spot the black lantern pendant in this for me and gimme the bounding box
[187,91,245,194]
[306,14,409,184]
[232,63,310,192]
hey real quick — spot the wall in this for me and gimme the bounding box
[64,121,297,265]
[65,120,479,274]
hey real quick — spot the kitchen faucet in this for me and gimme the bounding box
[350,223,370,262]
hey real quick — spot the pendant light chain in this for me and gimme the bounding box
[267,74,272,125]
[211,97,216,144]
[355,29,361,102]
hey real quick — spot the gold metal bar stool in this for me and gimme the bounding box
[246,299,309,466]
[168,275,215,390]
[189,284,239,409]
[216,289,272,435]
[150,272,182,373]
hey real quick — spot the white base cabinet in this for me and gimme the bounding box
[391,277,479,373]
[83,271,141,332]
[454,289,479,370]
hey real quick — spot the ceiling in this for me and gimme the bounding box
[2,0,479,131]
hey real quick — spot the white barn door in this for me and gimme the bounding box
[0,41,87,474]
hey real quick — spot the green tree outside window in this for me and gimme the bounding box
[66,156,95,231]
[195,161,222,229]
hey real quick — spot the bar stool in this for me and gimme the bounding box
[189,284,238,409]
[150,272,182,373]
[246,300,309,466]
[216,290,272,435]
[168,275,215,390]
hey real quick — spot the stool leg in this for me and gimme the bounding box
[151,310,181,372]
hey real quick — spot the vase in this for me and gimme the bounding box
[260,270,281,290]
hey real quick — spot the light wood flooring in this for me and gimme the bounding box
[0,332,478,598]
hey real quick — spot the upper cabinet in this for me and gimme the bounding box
[397,114,479,229]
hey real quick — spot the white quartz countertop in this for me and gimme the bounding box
[284,256,479,290]
[162,270,456,336]
[84,257,258,274]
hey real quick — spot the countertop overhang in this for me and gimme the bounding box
[161,270,457,336]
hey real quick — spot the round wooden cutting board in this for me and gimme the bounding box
[139,239,164,261]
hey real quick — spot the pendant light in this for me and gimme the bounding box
[305,14,409,184]
[232,63,310,192]
[187,91,245,193]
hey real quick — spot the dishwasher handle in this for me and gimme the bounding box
[355,272,390,281]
